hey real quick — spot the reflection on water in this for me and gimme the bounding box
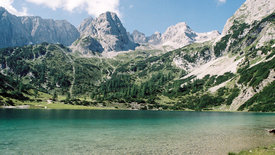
[0,110,274,154]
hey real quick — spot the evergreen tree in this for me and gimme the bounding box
[66,92,71,101]
[34,89,39,98]
[53,91,58,101]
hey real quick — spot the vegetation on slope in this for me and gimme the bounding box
[0,13,274,111]
[229,144,275,155]
[238,81,275,112]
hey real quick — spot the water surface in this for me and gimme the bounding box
[0,109,274,154]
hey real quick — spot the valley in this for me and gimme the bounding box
[0,0,274,112]
[0,0,274,154]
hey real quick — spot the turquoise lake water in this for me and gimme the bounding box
[0,109,274,154]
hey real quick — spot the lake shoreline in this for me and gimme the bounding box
[229,144,275,155]
[1,105,275,114]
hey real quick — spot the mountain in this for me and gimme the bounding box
[161,22,220,49]
[72,12,138,54]
[130,30,147,44]
[220,0,274,38]
[78,17,94,34]
[129,22,220,49]
[20,16,80,46]
[213,0,274,57]
[0,7,79,48]
[147,32,162,45]
[0,0,274,112]
[0,7,31,48]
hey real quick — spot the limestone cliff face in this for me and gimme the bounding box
[0,7,79,48]
[213,0,275,55]
[218,0,275,39]
[0,7,31,48]
[74,12,138,53]
[21,16,79,46]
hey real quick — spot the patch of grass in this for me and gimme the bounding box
[229,144,275,155]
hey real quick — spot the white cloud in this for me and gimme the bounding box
[0,0,29,16]
[26,0,121,17]
[129,4,134,9]
[218,0,226,3]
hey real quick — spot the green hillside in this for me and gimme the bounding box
[0,13,274,111]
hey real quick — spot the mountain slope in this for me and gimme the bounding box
[21,16,80,46]
[0,0,274,111]
[130,30,147,44]
[129,22,220,50]
[161,22,220,49]
[220,0,275,38]
[72,12,138,55]
[0,7,79,48]
[0,7,31,48]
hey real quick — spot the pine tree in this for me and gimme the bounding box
[18,81,23,92]
[34,89,39,98]
[53,91,58,101]
[66,92,71,101]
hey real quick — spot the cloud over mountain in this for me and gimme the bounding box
[26,0,120,17]
[218,0,226,3]
[0,0,29,16]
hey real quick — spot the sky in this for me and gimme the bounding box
[0,0,246,36]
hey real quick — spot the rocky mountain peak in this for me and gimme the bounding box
[0,7,11,17]
[72,11,137,54]
[221,0,275,36]
[95,12,125,36]
[129,22,220,49]
[160,22,219,49]
[99,11,119,22]
[170,22,189,30]
[20,16,80,46]
[78,17,93,33]
[147,31,162,45]
[0,7,6,13]
[130,30,147,44]
[0,7,79,48]
[161,22,195,46]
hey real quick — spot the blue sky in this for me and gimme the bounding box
[1,0,246,35]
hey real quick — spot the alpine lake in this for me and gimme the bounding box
[0,109,274,154]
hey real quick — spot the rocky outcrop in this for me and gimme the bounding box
[0,7,79,48]
[73,12,138,53]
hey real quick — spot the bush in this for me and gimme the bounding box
[238,57,275,87]
[226,88,240,105]
[215,72,234,85]
[214,35,230,57]
[238,81,275,112]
